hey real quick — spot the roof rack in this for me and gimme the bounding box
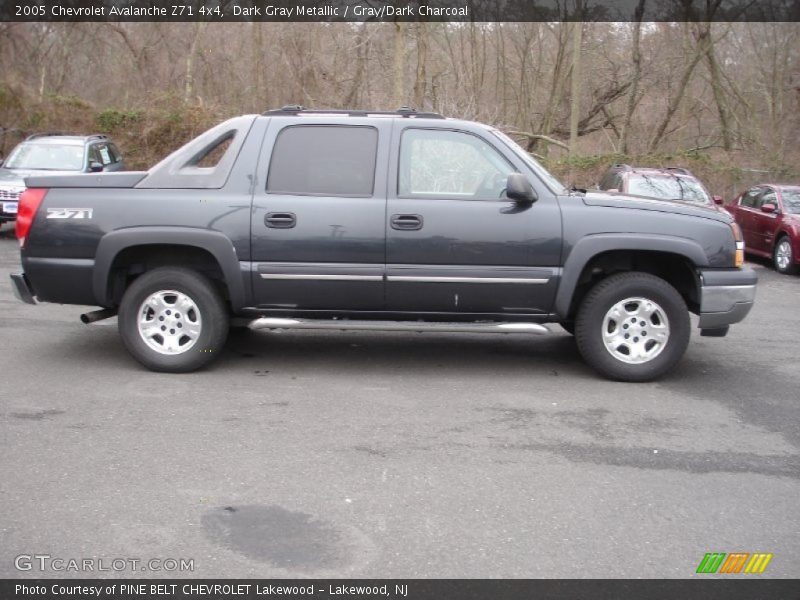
[665,166,692,175]
[25,132,67,141]
[263,105,445,119]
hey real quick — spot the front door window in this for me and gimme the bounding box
[398,129,514,200]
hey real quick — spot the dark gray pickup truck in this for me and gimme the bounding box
[10,106,757,381]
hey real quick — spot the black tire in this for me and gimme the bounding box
[773,236,799,275]
[118,267,229,372]
[574,272,690,382]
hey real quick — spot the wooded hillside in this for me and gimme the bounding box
[1,20,797,195]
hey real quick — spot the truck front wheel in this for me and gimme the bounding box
[574,272,690,382]
[118,267,229,372]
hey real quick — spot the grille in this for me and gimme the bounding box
[0,188,21,201]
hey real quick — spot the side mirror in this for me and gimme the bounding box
[0,159,4,167]
[761,202,777,214]
[713,195,724,205]
[506,173,537,204]
[89,161,104,173]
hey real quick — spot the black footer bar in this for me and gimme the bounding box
[3,579,800,600]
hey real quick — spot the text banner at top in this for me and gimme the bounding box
[2,0,799,22]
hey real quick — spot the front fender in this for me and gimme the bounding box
[554,233,708,318]
[93,227,246,310]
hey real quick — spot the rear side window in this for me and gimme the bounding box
[267,126,378,196]
[599,172,615,190]
[138,115,256,190]
[599,171,622,191]
[193,133,233,168]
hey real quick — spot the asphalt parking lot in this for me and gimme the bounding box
[0,225,798,579]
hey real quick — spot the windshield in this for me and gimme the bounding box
[490,130,568,194]
[782,189,800,214]
[3,142,84,171]
[627,174,711,204]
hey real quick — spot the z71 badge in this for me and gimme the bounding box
[46,208,93,219]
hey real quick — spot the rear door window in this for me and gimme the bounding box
[267,125,378,196]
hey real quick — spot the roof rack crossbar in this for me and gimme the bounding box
[262,105,445,119]
[665,166,692,175]
[24,132,110,142]
[25,131,67,141]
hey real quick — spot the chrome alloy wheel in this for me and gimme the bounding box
[137,290,202,355]
[775,239,792,271]
[602,297,670,364]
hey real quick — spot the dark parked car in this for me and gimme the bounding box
[598,164,724,208]
[0,133,124,226]
[726,184,800,274]
[10,107,756,381]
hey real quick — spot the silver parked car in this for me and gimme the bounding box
[0,133,124,226]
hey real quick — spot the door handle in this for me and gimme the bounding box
[390,214,423,231]
[265,212,296,228]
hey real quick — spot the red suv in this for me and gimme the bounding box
[598,164,724,208]
[726,184,800,275]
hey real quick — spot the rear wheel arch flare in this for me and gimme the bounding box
[94,228,246,310]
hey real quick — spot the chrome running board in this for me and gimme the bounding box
[249,318,549,335]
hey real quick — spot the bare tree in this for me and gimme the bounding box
[619,0,645,154]
[184,22,208,105]
[568,20,583,156]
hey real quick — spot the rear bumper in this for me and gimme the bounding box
[20,257,97,305]
[10,273,36,305]
[697,268,757,329]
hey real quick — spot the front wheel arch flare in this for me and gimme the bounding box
[555,234,708,319]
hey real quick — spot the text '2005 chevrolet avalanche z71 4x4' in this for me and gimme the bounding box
[10,106,757,381]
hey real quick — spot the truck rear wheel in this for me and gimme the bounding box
[574,272,690,382]
[118,267,229,372]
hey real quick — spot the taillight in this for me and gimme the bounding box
[730,221,744,268]
[16,188,47,248]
